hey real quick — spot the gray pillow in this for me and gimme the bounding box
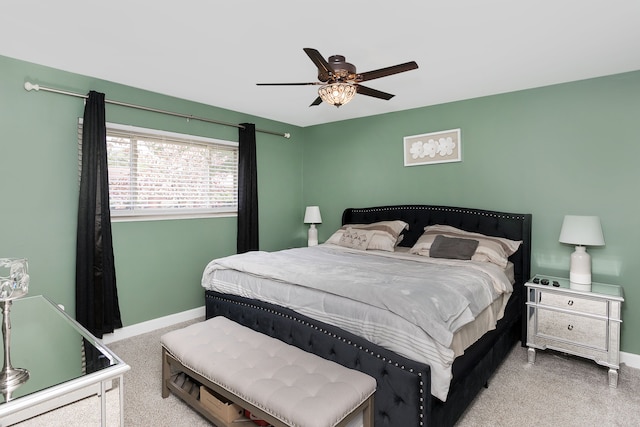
[429,235,479,260]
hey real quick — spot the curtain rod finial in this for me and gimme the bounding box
[284,133,291,139]
[24,82,40,92]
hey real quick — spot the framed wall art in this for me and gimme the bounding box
[403,128,461,166]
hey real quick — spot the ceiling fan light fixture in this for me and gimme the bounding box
[318,83,357,107]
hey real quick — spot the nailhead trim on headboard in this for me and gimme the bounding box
[349,205,528,221]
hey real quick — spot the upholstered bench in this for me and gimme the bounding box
[161,316,376,427]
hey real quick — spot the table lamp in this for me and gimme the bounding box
[0,258,30,396]
[303,206,322,246]
[558,215,605,291]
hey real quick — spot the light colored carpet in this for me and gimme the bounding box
[12,387,121,427]
[14,319,640,426]
[457,346,640,427]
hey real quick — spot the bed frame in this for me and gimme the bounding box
[205,205,532,426]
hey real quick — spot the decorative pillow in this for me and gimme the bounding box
[409,224,522,268]
[429,235,479,260]
[326,220,409,252]
[336,227,375,250]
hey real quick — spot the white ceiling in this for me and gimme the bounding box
[2,1,639,127]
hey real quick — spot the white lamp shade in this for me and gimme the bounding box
[303,206,322,224]
[559,215,605,246]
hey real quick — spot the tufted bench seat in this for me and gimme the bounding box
[161,316,376,427]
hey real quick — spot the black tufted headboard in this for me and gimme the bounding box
[343,205,532,292]
[206,204,532,426]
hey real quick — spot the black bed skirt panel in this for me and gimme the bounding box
[205,291,430,427]
[205,290,521,427]
[431,302,521,425]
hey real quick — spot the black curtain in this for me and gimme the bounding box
[76,91,122,339]
[237,123,259,253]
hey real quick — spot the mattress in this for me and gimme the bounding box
[202,244,513,401]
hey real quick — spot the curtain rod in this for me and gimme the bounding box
[23,82,291,139]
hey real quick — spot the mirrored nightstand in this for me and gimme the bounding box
[525,274,624,387]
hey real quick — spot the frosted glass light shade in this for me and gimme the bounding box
[318,83,356,107]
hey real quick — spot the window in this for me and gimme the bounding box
[79,121,238,220]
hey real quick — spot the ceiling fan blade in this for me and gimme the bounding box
[357,61,418,82]
[256,82,320,86]
[356,85,395,100]
[303,48,333,81]
[310,96,323,107]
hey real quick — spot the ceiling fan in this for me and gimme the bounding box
[257,48,419,107]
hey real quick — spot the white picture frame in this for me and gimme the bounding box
[403,128,461,166]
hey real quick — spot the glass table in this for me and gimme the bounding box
[0,295,129,425]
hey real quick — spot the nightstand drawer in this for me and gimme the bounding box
[537,308,607,350]
[539,291,607,316]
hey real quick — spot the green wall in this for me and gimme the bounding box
[3,53,639,356]
[0,54,303,326]
[302,71,640,355]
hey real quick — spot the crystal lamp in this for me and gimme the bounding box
[0,258,30,395]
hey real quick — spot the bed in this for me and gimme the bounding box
[203,205,532,426]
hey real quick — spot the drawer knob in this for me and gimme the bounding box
[568,324,574,331]
[567,300,574,306]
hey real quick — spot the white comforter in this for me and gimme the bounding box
[201,244,513,401]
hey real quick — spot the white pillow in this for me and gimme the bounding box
[336,227,375,250]
[409,224,522,268]
[326,220,408,252]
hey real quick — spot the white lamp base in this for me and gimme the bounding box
[569,282,592,292]
[569,245,592,290]
[307,224,318,247]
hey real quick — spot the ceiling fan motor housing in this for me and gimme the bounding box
[321,55,357,81]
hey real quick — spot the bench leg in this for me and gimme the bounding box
[362,396,374,427]
[161,347,170,398]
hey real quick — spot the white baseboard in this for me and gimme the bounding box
[100,306,205,345]
[99,307,640,371]
[621,351,640,370]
